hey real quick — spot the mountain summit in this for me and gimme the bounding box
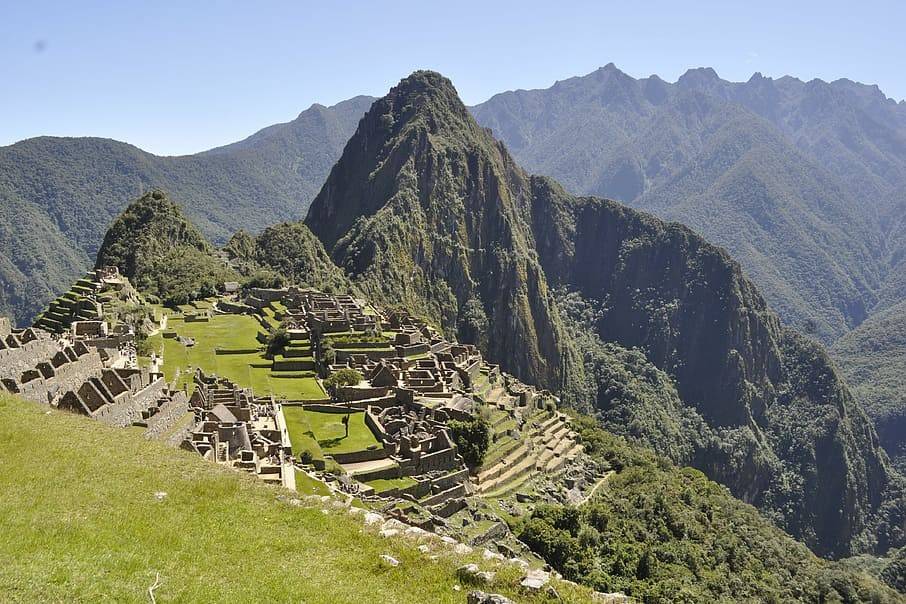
[306,71,565,387]
[305,71,904,558]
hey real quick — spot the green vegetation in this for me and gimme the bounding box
[266,326,290,356]
[301,70,906,558]
[323,368,364,392]
[146,312,325,400]
[472,64,906,344]
[881,548,906,594]
[251,222,353,292]
[512,416,902,602]
[832,300,906,473]
[448,416,491,469]
[0,97,375,326]
[0,394,591,603]
[242,268,286,290]
[304,410,381,454]
[94,190,237,306]
[283,407,381,458]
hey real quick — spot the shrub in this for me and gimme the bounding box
[323,368,364,392]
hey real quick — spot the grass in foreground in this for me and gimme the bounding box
[0,395,590,603]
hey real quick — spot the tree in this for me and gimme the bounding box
[448,417,491,469]
[266,327,290,357]
[323,368,364,393]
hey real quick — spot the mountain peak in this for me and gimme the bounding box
[677,66,721,86]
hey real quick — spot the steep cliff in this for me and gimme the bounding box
[304,71,904,558]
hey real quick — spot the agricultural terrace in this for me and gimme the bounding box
[141,301,325,401]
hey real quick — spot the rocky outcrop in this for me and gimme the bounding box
[306,71,564,388]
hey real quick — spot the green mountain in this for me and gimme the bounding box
[471,64,906,343]
[832,300,906,473]
[305,71,904,559]
[94,190,236,306]
[0,96,374,326]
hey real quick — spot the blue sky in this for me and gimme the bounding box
[2,1,904,155]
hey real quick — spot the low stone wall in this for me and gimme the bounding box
[431,468,470,492]
[218,300,253,314]
[428,496,467,518]
[375,478,431,500]
[336,386,390,402]
[352,464,400,482]
[417,445,459,474]
[335,348,397,362]
[330,444,390,465]
[420,483,466,507]
[396,342,430,357]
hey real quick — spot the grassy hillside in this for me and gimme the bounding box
[0,394,589,603]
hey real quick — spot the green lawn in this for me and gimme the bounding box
[141,313,326,401]
[305,410,382,454]
[282,406,326,464]
[366,476,418,494]
[284,407,381,455]
[0,396,588,602]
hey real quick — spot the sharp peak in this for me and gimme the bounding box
[389,70,461,100]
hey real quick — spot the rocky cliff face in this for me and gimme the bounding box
[304,71,903,558]
[306,71,564,387]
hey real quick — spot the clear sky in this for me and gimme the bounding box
[2,0,904,156]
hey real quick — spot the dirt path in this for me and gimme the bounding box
[578,471,614,506]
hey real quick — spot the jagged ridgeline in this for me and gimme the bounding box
[301,71,905,559]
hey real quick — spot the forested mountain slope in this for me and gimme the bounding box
[303,71,904,559]
[471,64,906,342]
[0,96,373,325]
[832,299,906,474]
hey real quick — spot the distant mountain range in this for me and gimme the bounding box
[0,96,372,325]
[6,65,906,345]
[472,64,906,343]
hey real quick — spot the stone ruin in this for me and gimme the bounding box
[0,316,189,440]
[181,370,294,488]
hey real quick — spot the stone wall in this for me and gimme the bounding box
[144,391,190,439]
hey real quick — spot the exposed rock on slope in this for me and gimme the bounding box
[305,71,904,558]
[306,71,564,387]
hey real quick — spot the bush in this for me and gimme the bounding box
[243,269,285,290]
[266,327,290,356]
